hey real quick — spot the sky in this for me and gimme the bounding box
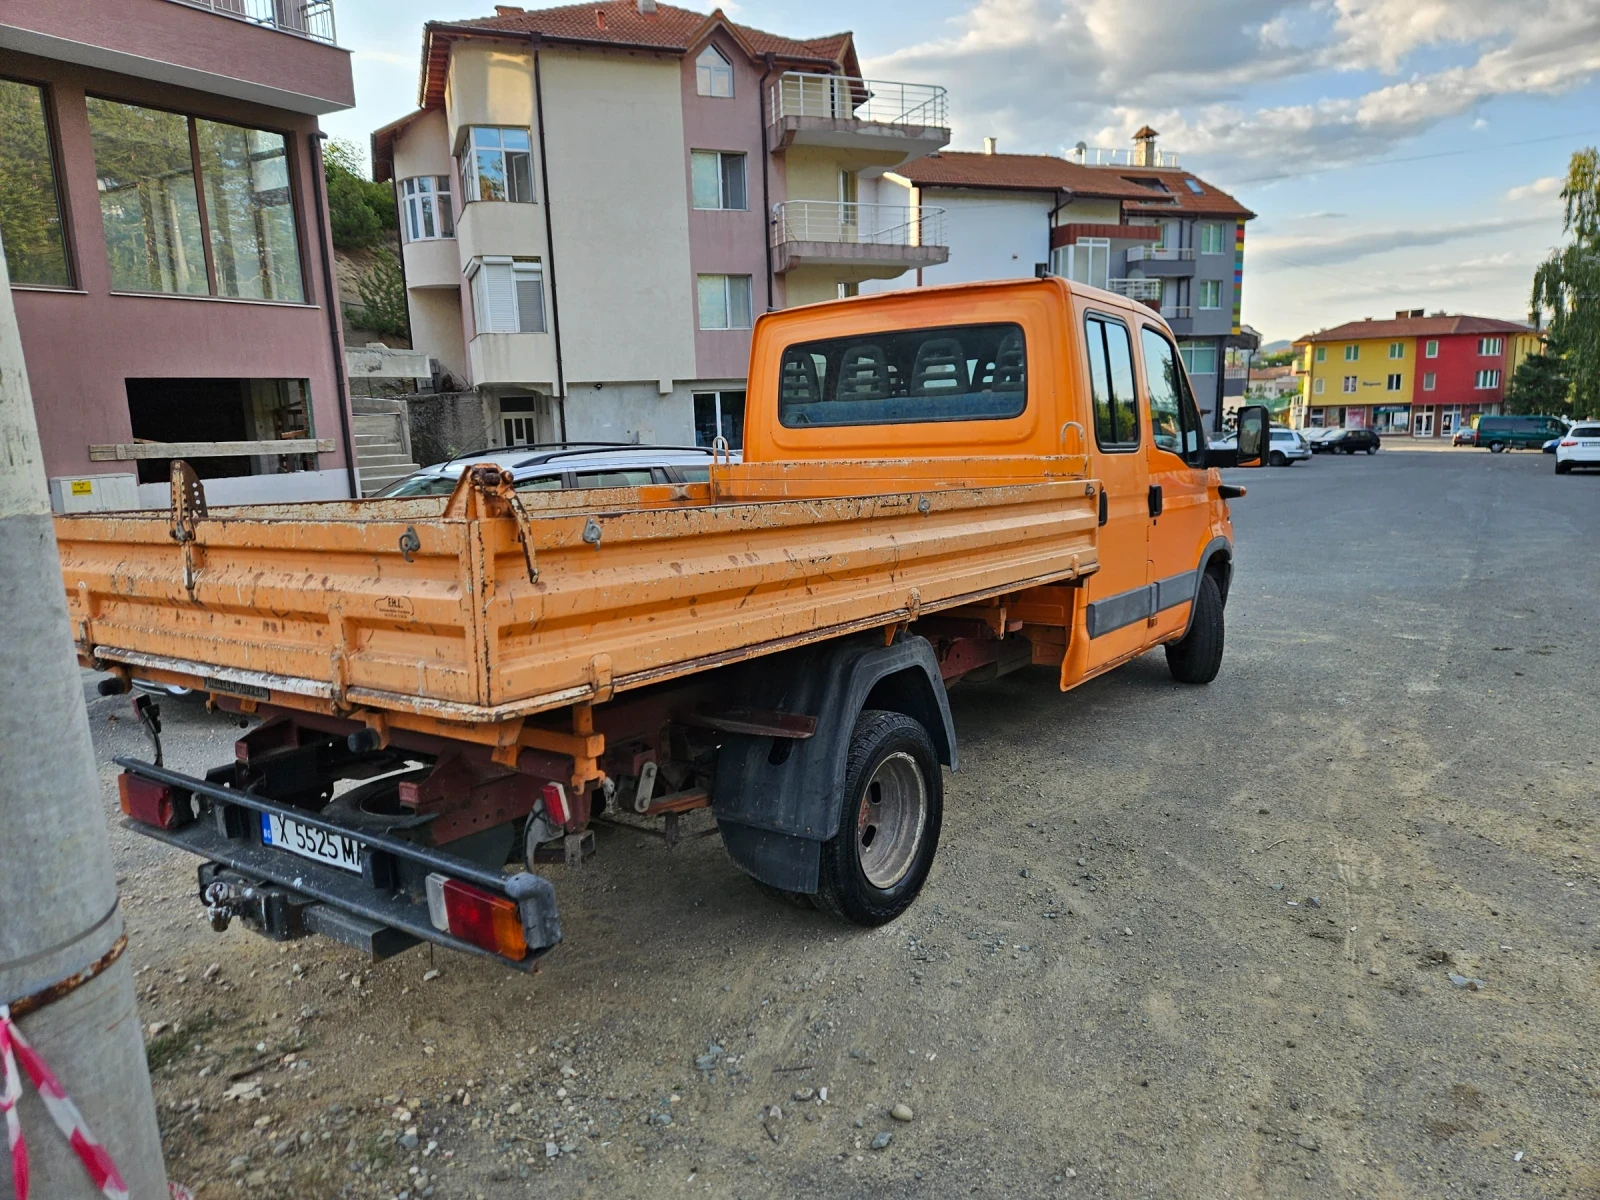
[322,0,1600,345]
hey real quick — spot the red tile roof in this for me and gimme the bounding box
[892,152,1156,199]
[1297,315,1539,343]
[420,3,854,109]
[894,152,1254,218]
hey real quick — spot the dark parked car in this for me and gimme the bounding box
[1452,425,1477,446]
[1323,428,1381,455]
[1476,415,1567,452]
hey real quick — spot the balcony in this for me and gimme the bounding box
[1126,245,1195,278]
[1108,278,1163,302]
[771,201,948,275]
[1068,146,1181,168]
[168,0,337,44]
[768,73,949,164]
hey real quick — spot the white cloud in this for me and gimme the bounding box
[1250,214,1553,270]
[863,0,1600,177]
[1505,175,1563,202]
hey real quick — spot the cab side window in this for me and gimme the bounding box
[1139,327,1206,467]
[1085,314,1139,450]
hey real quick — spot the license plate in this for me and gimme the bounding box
[1582,441,1600,448]
[260,813,364,874]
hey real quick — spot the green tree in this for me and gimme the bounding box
[1502,349,1570,415]
[1531,149,1600,419]
[350,247,410,338]
[323,138,395,251]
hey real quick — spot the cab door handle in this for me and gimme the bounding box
[1098,489,1108,526]
[1147,485,1163,518]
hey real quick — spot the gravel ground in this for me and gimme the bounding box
[85,446,1598,1199]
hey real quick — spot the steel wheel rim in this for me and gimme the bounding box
[855,751,926,890]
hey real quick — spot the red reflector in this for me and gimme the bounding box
[541,782,570,827]
[1560,440,1578,447]
[118,773,187,829]
[435,876,527,960]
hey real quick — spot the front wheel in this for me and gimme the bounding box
[814,710,942,927]
[1166,573,1225,685]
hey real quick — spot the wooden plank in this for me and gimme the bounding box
[88,439,334,461]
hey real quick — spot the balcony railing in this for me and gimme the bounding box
[770,73,948,131]
[1127,246,1195,262]
[1107,278,1163,301]
[168,0,337,44]
[1161,305,1192,320]
[1068,146,1181,168]
[772,201,946,249]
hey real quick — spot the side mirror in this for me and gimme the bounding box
[1234,404,1269,468]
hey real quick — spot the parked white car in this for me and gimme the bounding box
[1267,426,1312,466]
[376,443,739,497]
[1554,422,1600,474]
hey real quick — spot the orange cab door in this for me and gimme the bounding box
[1077,310,1152,675]
[1138,325,1213,642]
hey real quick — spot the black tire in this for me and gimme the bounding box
[1269,451,1286,466]
[1165,572,1225,685]
[1489,441,1506,453]
[1365,445,1377,455]
[1555,461,1571,475]
[814,710,942,927]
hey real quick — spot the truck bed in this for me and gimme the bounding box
[59,466,1099,724]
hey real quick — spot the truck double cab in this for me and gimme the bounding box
[60,279,1267,972]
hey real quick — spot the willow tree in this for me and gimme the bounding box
[1532,149,1600,419]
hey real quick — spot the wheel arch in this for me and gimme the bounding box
[1175,537,1233,640]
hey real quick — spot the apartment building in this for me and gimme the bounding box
[372,0,950,451]
[0,0,358,509]
[867,128,1256,430]
[1293,311,1542,438]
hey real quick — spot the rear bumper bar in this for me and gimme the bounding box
[115,757,561,972]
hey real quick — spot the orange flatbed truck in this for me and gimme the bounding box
[60,279,1267,971]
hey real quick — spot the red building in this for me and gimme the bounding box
[0,0,358,509]
[1407,315,1540,439]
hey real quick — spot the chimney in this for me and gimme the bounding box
[637,0,657,11]
[596,8,605,29]
[494,4,523,12]
[1132,125,1159,167]
[983,137,997,155]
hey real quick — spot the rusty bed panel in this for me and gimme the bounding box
[59,470,1100,723]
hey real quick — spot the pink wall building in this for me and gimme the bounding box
[0,0,358,508]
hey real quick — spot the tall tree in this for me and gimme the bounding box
[1502,348,1570,416]
[1531,149,1600,419]
[323,138,396,251]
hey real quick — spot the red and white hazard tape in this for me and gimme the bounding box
[0,1004,129,1200]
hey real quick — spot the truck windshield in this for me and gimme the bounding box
[778,322,1027,428]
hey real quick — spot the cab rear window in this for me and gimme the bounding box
[778,322,1026,428]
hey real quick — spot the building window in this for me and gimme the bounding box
[1178,341,1216,375]
[697,273,752,330]
[401,176,454,241]
[1425,339,1438,357]
[1054,238,1108,290]
[690,151,747,210]
[696,46,734,98]
[1422,372,1436,391]
[1344,344,1359,361]
[1314,346,1326,363]
[1389,341,1404,359]
[87,98,304,302]
[467,256,545,334]
[1474,369,1501,389]
[1342,375,1357,394]
[1477,336,1503,356]
[1198,279,1221,309]
[1386,373,1402,391]
[124,378,317,484]
[1313,377,1325,395]
[1197,223,1224,254]
[693,390,746,450]
[836,281,859,299]
[461,127,533,203]
[0,78,72,287]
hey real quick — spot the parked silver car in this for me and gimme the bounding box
[376,443,739,497]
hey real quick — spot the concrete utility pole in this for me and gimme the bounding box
[0,239,169,1194]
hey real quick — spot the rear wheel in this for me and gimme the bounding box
[1365,445,1377,455]
[1166,573,1225,685]
[1489,441,1506,453]
[1555,460,1572,474]
[814,710,942,927]
[1269,451,1286,466]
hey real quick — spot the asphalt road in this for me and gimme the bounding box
[84,445,1598,1199]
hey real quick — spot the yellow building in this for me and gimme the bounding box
[1295,319,1416,433]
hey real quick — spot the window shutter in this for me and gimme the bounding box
[514,265,545,333]
[480,262,517,333]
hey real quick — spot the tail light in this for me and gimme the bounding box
[541,782,570,827]
[118,772,191,829]
[1560,439,1577,447]
[424,874,528,960]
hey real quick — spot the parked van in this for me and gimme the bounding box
[1476,415,1568,452]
